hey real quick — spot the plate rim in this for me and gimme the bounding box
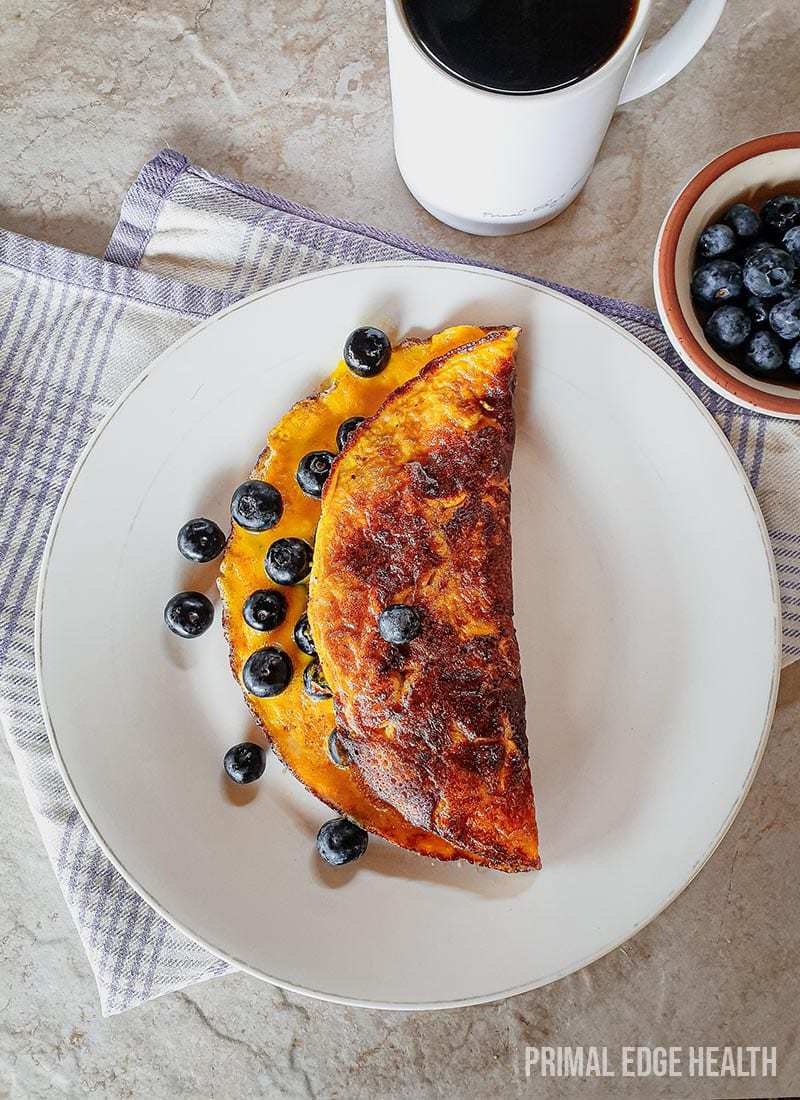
[35,260,783,1010]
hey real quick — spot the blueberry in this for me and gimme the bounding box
[327,729,350,768]
[231,480,283,532]
[264,538,313,585]
[745,294,769,326]
[336,416,366,451]
[742,246,795,298]
[316,817,368,866]
[788,341,800,377]
[705,305,752,350]
[177,517,226,563]
[769,293,800,340]
[164,591,214,638]
[243,589,287,631]
[296,451,335,499]
[303,659,332,700]
[782,226,800,262]
[378,604,422,644]
[242,646,293,697]
[697,223,736,259]
[761,194,800,240]
[691,259,743,306]
[742,240,772,262]
[343,327,391,378]
[745,330,784,375]
[723,202,761,241]
[293,613,316,655]
[223,742,266,784]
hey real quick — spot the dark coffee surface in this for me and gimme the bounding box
[401,0,637,95]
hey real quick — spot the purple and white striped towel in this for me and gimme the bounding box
[2,148,800,1014]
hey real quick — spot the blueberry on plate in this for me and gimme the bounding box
[761,194,800,240]
[705,305,752,349]
[231,480,283,532]
[745,330,784,375]
[264,537,313,585]
[243,589,287,631]
[164,591,214,638]
[783,226,800,262]
[223,742,267,784]
[788,341,800,376]
[343,327,391,378]
[742,246,796,298]
[378,604,422,644]
[697,223,736,259]
[316,817,368,866]
[745,294,769,327]
[242,646,293,697]
[723,202,761,241]
[303,659,332,700]
[296,451,335,499]
[293,612,316,655]
[691,259,743,306]
[336,416,366,451]
[327,729,350,768]
[177,517,226,563]
[769,293,800,341]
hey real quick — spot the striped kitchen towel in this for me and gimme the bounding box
[2,147,799,1014]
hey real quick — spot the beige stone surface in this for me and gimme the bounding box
[2,0,800,1096]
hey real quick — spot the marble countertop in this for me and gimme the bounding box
[2,1,799,1096]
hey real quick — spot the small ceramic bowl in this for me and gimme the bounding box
[654,131,800,419]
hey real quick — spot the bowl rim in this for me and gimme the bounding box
[656,131,800,418]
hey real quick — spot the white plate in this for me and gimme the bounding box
[37,262,781,1009]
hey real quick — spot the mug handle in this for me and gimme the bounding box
[618,0,726,105]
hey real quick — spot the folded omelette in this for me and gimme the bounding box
[218,325,539,871]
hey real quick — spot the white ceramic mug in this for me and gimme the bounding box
[386,0,727,236]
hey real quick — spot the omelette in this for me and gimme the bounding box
[218,325,539,871]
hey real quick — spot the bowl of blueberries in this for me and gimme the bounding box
[655,132,800,418]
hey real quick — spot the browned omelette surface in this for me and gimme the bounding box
[219,326,494,863]
[309,328,539,871]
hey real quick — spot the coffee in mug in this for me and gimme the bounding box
[401,0,637,95]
